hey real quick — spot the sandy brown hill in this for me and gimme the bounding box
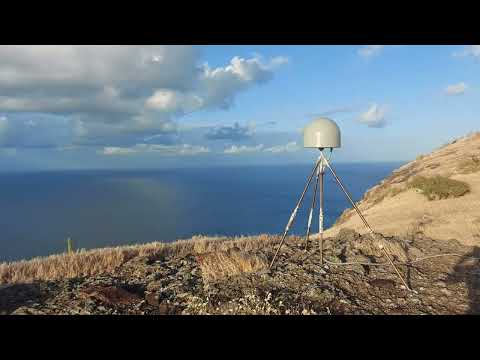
[321,132,480,246]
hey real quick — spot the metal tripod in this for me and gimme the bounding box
[269,148,411,291]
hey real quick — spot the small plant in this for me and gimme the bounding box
[408,175,470,201]
[389,187,405,198]
[67,237,74,254]
[416,154,425,161]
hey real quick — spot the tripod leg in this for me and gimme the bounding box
[319,163,324,265]
[304,167,319,251]
[320,152,411,291]
[269,158,321,269]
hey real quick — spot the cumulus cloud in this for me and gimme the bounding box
[145,90,204,114]
[223,144,264,154]
[0,46,287,149]
[264,141,300,153]
[445,82,468,95]
[205,122,254,141]
[223,141,300,155]
[358,45,385,59]
[453,45,480,59]
[101,143,210,156]
[358,104,388,128]
[145,55,288,113]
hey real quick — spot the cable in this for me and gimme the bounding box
[322,253,480,267]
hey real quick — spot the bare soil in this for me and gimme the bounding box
[324,132,480,246]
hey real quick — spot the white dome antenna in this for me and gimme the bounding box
[303,117,341,149]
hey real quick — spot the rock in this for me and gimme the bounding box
[440,288,452,296]
[11,306,46,315]
[176,292,190,299]
[78,285,140,306]
[369,279,396,289]
[145,292,160,306]
[158,303,177,315]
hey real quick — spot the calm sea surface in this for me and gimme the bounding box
[0,163,402,262]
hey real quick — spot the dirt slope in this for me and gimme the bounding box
[321,132,480,246]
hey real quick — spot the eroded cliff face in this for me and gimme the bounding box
[322,132,480,246]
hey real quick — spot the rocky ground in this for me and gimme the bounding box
[1,229,479,315]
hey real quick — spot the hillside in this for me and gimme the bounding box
[322,132,480,246]
[1,133,480,315]
[1,230,479,315]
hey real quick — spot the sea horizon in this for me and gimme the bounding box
[0,162,404,262]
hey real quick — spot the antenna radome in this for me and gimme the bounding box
[303,117,341,148]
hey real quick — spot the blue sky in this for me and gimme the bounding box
[0,45,479,171]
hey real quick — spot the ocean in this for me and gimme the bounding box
[0,162,402,262]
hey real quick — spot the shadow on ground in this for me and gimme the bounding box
[0,283,47,314]
[450,246,480,314]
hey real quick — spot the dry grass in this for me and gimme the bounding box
[389,187,405,198]
[407,175,470,200]
[0,234,277,284]
[197,249,268,282]
[458,155,480,174]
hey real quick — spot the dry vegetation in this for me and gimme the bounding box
[196,249,268,282]
[325,132,480,246]
[0,234,277,285]
[407,175,470,200]
[458,155,480,174]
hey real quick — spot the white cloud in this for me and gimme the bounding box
[0,46,287,148]
[453,45,480,58]
[205,122,255,141]
[145,90,204,113]
[358,104,388,128]
[358,45,385,59]
[445,82,468,95]
[101,143,210,156]
[198,55,288,110]
[223,144,264,154]
[264,141,300,153]
[102,147,137,156]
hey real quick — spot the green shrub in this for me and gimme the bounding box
[408,175,470,201]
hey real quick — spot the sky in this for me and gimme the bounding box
[0,45,479,171]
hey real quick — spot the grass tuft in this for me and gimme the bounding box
[408,175,470,201]
[197,249,268,283]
